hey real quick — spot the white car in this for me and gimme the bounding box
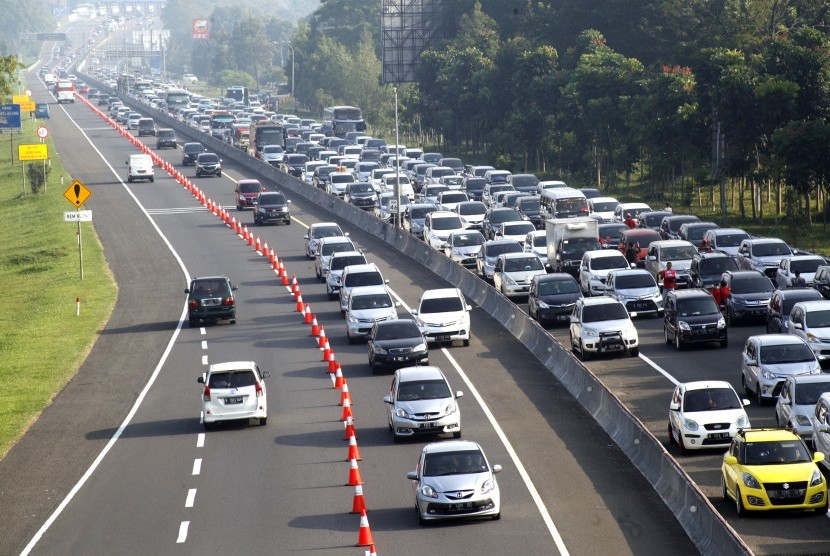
[304,222,345,259]
[423,211,468,250]
[314,236,355,280]
[443,231,486,269]
[776,255,826,288]
[406,440,500,524]
[437,190,469,212]
[613,202,651,224]
[303,160,326,183]
[339,263,389,313]
[411,288,472,346]
[419,184,450,206]
[579,249,630,296]
[455,201,487,230]
[604,268,663,316]
[326,251,367,299]
[588,196,619,223]
[788,300,830,363]
[198,361,270,428]
[492,252,547,298]
[371,168,395,192]
[385,366,463,442]
[345,285,399,343]
[569,297,640,359]
[523,231,548,268]
[493,221,536,245]
[668,380,750,454]
[327,171,355,197]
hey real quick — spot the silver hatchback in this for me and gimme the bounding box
[384,366,463,442]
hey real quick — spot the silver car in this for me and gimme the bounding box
[384,366,462,442]
[492,252,547,298]
[740,334,822,405]
[406,440,501,524]
[326,251,367,299]
[303,222,345,259]
[443,231,485,268]
[775,374,830,439]
[605,268,663,316]
[476,240,523,281]
[345,285,399,343]
[314,236,355,280]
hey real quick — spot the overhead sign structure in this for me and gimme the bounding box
[64,180,92,208]
[64,210,92,222]
[0,104,21,128]
[18,144,47,161]
[37,126,49,139]
[192,18,210,40]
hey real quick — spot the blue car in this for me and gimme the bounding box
[34,103,50,119]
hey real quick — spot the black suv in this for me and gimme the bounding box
[663,289,727,350]
[185,276,237,326]
[181,142,205,165]
[814,265,830,299]
[689,252,738,290]
[156,128,177,149]
[253,191,291,226]
[528,273,582,326]
[766,287,823,333]
[195,152,222,177]
[722,270,775,325]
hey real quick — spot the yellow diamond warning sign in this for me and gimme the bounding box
[64,180,92,208]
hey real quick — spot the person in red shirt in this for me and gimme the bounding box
[712,279,730,307]
[699,238,713,253]
[658,261,678,299]
[623,213,637,229]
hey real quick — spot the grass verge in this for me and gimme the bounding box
[0,115,117,459]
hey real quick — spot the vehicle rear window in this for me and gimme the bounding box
[537,279,580,296]
[330,255,366,271]
[615,274,655,289]
[208,370,256,389]
[239,182,261,193]
[191,279,229,296]
[351,293,393,310]
[806,310,830,328]
[794,381,830,405]
[791,259,825,273]
[321,242,353,256]
[731,276,774,294]
[486,242,522,257]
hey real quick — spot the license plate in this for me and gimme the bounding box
[419,422,438,429]
[557,315,569,321]
[435,334,451,341]
[225,396,243,404]
[709,432,730,440]
[395,356,405,361]
[449,502,473,512]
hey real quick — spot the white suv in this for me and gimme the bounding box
[579,249,630,296]
[569,297,639,359]
[411,288,472,346]
[788,300,830,363]
[423,211,468,250]
[339,263,389,313]
[197,361,270,428]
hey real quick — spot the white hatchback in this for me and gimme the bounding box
[198,361,270,428]
[412,288,472,346]
[668,380,750,454]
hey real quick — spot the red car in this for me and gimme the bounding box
[235,179,266,210]
[618,228,662,267]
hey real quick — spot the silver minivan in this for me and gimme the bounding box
[740,334,822,405]
[339,263,388,313]
[775,374,830,440]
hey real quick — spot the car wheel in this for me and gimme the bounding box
[664,326,671,345]
[202,421,214,431]
[491,513,501,520]
[756,383,764,406]
[259,417,267,426]
[218,171,222,177]
[150,177,154,183]
[462,339,470,347]
[675,332,683,351]
[629,347,639,357]
[667,422,674,446]
[229,319,236,325]
[735,487,746,517]
[578,340,590,361]
[127,175,132,183]
[720,337,728,348]
[741,374,751,397]
[452,430,462,439]
[188,318,196,328]
[286,219,291,225]
[676,428,687,455]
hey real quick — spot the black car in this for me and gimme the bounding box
[679,221,719,245]
[689,252,739,290]
[195,152,222,177]
[368,319,429,373]
[637,210,672,231]
[156,128,177,149]
[766,288,823,333]
[282,154,309,177]
[313,165,337,189]
[580,188,602,199]
[185,276,237,326]
[464,177,487,201]
[253,191,291,225]
[344,182,377,210]
[516,197,543,229]
[181,142,205,165]
[722,270,775,325]
[660,214,701,240]
[97,94,109,106]
[482,207,524,240]
[507,173,540,195]
[528,273,583,326]
[598,223,628,250]
[814,265,830,299]
[663,289,727,350]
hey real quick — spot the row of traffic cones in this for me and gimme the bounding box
[78,90,378,554]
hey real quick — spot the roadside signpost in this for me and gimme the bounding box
[64,180,93,280]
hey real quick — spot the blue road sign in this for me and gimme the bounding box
[0,104,22,128]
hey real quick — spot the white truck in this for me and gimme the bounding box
[546,217,600,276]
[55,81,75,103]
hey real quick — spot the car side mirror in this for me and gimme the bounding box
[492,464,503,474]
[232,285,238,291]
[287,200,292,204]
[384,279,390,284]
[197,376,205,384]
[456,391,464,398]
[406,471,419,480]
[569,316,578,324]
[724,455,738,465]
[669,402,680,411]
[814,452,826,463]
[261,371,271,379]
[793,323,803,330]
[465,305,472,311]
[383,395,393,405]
[303,234,309,240]
[742,399,750,406]
[648,255,657,261]
[410,309,419,316]
[818,424,830,434]
[745,358,757,366]
[394,302,401,308]
[184,288,190,294]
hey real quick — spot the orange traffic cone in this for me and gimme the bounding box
[343,415,356,440]
[351,484,366,513]
[327,351,338,373]
[347,458,363,486]
[261,241,269,256]
[304,304,313,324]
[290,275,299,296]
[321,340,331,362]
[341,395,353,421]
[296,294,304,313]
[310,316,320,337]
[248,232,255,247]
[268,248,277,267]
[356,509,374,547]
[318,327,327,347]
[365,544,377,556]
[346,428,361,461]
[334,366,345,389]
[242,225,250,243]
[280,263,289,285]
[340,382,352,406]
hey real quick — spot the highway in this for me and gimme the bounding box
[0,71,700,555]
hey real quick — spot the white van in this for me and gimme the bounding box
[382,174,415,199]
[541,187,589,219]
[126,154,154,183]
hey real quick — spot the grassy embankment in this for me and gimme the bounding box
[0,113,116,459]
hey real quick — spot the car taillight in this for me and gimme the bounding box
[255,382,263,397]
[189,300,200,309]
[223,297,235,306]
[203,385,211,401]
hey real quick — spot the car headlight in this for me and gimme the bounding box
[678,320,691,331]
[742,472,761,489]
[811,469,824,487]
[347,314,359,323]
[583,328,599,337]
[761,369,776,380]
[796,414,812,426]
[451,248,462,257]
[735,414,749,429]
[481,478,496,494]
[373,344,388,354]
[537,300,550,308]
[502,273,517,285]
[807,333,821,343]
[412,343,427,353]
[421,484,439,498]
[444,402,456,415]
[395,407,410,419]
[683,418,699,432]
[717,317,726,329]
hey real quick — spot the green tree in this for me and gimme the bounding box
[771,120,830,225]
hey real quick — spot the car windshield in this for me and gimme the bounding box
[425,186,449,197]
[441,193,467,204]
[806,309,830,328]
[263,145,283,153]
[615,274,655,289]
[599,225,626,239]
[321,242,353,256]
[582,303,629,322]
[190,279,230,296]
[715,233,748,247]
[199,154,219,163]
[330,256,365,271]
[442,176,463,186]
[409,206,434,219]
[504,257,544,272]
[538,279,580,295]
[562,238,599,254]
[208,370,256,389]
[592,202,618,212]
[700,258,738,275]
[432,216,463,230]
[488,185,512,196]
[731,276,774,294]
[643,212,670,226]
[591,256,628,271]
[792,259,825,273]
[794,381,830,404]
[502,223,535,235]
[532,236,546,248]
[743,441,811,465]
[668,217,698,232]
[350,184,374,193]
[239,182,261,193]
[452,233,485,247]
[752,242,791,257]
[519,199,541,212]
[424,450,488,477]
[258,193,285,205]
[486,242,522,257]
[345,272,383,287]
[397,379,451,402]
[677,298,720,317]
[421,296,463,313]
[489,210,523,224]
[759,343,816,364]
[626,232,661,247]
[683,388,742,412]
[318,167,337,177]
[351,293,393,310]
[662,246,697,260]
[374,321,420,340]
[312,225,343,238]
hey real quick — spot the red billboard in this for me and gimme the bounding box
[192,18,209,40]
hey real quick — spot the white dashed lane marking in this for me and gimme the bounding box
[185,489,197,508]
[176,521,189,543]
[192,459,202,476]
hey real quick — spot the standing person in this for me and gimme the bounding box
[699,238,712,253]
[623,213,637,229]
[713,278,730,308]
[664,201,673,213]
[658,261,678,299]
[791,270,807,287]
[625,242,639,266]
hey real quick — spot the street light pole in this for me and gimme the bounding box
[286,43,295,102]
[394,86,401,229]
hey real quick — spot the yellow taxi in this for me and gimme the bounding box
[721,428,827,515]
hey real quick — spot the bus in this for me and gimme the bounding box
[163,88,190,113]
[209,111,235,141]
[322,105,366,138]
[248,122,285,158]
[226,86,249,106]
